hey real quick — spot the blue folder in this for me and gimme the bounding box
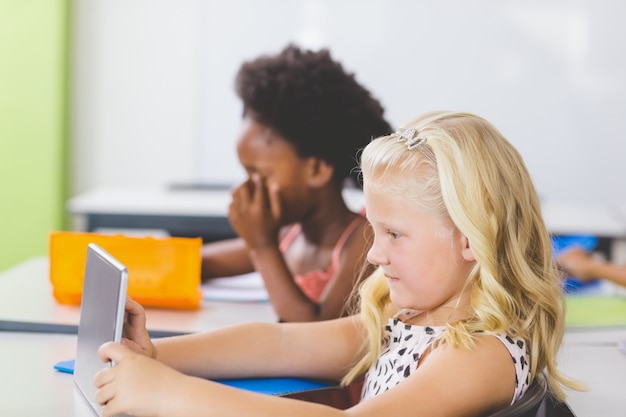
[54,359,336,396]
[551,234,598,257]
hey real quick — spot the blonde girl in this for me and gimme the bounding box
[94,111,578,417]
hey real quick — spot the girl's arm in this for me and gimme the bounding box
[96,314,366,417]
[315,221,375,319]
[225,175,315,321]
[95,348,349,417]
[96,327,516,417]
[200,233,324,320]
[121,290,364,381]
[557,247,626,287]
[153,317,363,381]
[200,238,255,282]
[122,297,364,382]
[248,245,318,321]
[201,224,372,321]
[252,220,374,322]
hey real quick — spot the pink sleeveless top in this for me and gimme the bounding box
[279,216,365,303]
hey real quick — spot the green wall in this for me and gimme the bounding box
[0,0,69,272]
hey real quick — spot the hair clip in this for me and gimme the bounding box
[391,128,427,150]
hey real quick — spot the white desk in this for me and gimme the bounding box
[68,186,367,218]
[0,332,90,416]
[67,186,367,242]
[69,187,626,235]
[541,201,626,263]
[541,201,626,236]
[558,342,626,417]
[67,186,237,242]
[0,257,277,335]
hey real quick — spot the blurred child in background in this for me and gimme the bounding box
[201,44,393,323]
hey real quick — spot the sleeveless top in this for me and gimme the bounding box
[361,310,531,405]
[279,216,365,303]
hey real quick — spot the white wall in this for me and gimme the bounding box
[71,0,626,205]
[71,0,204,191]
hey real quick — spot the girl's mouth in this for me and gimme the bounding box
[385,274,399,283]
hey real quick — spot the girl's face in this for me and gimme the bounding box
[235,117,317,223]
[364,184,476,325]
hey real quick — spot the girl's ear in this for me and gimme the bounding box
[461,236,476,262]
[306,158,335,188]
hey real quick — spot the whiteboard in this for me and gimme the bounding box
[197,0,626,205]
[72,0,626,205]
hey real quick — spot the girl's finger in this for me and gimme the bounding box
[98,341,129,364]
[251,174,268,209]
[94,377,116,405]
[267,182,282,221]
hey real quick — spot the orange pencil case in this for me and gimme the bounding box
[49,231,202,309]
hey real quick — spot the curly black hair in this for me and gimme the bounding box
[235,44,393,188]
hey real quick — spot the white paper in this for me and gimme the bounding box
[201,272,269,302]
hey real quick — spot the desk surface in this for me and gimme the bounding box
[0,332,91,416]
[557,341,626,417]
[1,330,624,417]
[0,257,277,334]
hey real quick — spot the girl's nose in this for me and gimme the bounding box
[366,240,388,266]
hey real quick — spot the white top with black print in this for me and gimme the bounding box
[361,310,530,404]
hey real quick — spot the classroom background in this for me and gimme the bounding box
[2,0,626,272]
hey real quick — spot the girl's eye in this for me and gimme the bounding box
[387,230,400,239]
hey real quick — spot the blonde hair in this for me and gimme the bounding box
[342,111,579,400]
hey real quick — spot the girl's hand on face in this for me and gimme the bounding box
[228,174,283,249]
[95,342,185,417]
[121,298,155,358]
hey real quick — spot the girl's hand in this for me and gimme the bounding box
[121,298,155,358]
[95,342,185,417]
[228,174,283,249]
[556,247,597,281]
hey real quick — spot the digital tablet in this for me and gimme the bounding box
[73,243,128,416]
